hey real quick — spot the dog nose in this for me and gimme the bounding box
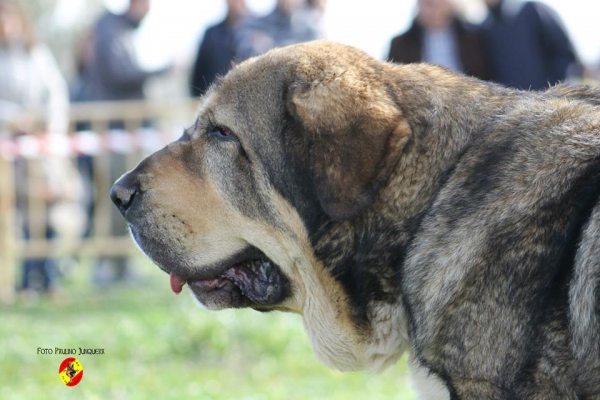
[110,173,138,215]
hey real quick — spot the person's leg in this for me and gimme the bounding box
[77,155,95,238]
[42,258,56,292]
[19,258,43,304]
[20,259,34,290]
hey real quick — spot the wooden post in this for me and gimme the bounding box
[91,120,111,239]
[0,154,16,304]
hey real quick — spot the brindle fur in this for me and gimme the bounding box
[112,41,600,399]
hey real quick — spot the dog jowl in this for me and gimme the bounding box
[111,41,600,398]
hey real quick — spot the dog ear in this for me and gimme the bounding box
[288,65,411,220]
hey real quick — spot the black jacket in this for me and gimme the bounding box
[190,20,237,97]
[481,0,579,90]
[388,19,491,81]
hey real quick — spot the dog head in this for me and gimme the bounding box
[111,41,412,372]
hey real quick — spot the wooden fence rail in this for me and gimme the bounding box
[0,99,198,304]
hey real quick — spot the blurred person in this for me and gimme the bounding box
[304,0,327,39]
[70,30,95,105]
[388,0,490,80]
[87,0,168,284]
[307,0,327,14]
[88,0,170,102]
[234,0,321,59]
[0,0,83,302]
[70,30,97,242]
[190,0,249,97]
[0,0,68,133]
[481,0,579,90]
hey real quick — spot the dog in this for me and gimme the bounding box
[66,362,78,380]
[111,41,600,399]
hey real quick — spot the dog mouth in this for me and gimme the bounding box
[168,248,290,308]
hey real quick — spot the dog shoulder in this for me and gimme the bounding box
[402,89,600,396]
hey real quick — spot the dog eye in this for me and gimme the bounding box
[208,126,234,140]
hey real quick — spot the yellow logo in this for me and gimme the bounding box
[58,357,83,387]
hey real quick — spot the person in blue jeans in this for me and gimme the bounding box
[0,0,71,302]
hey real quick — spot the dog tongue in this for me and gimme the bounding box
[169,272,186,295]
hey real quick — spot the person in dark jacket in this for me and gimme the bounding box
[234,0,320,60]
[388,0,490,81]
[481,0,579,90]
[88,0,169,101]
[190,0,248,97]
[86,0,168,284]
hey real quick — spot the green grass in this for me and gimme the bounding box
[0,258,416,399]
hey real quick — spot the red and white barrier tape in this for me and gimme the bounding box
[0,128,181,159]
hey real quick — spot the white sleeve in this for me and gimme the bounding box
[31,44,69,134]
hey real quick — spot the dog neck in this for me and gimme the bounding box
[379,64,510,222]
[309,66,511,372]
